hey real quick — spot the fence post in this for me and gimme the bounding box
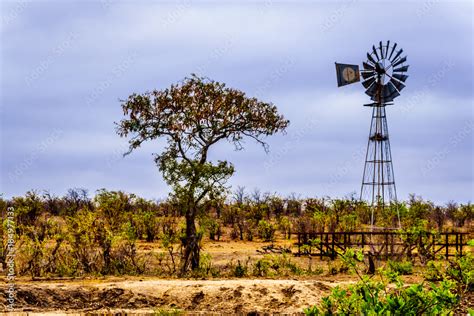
[390,233,394,257]
[445,234,449,259]
[331,233,335,259]
[325,233,329,258]
[455,233,459,254]
[361,233,365,253]
[320,233,323,260]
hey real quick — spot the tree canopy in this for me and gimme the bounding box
[116,74,289,273]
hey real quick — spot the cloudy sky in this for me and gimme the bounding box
[1,0,472,203]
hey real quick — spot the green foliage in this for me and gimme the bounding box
[191,253,219,278]
[16,215,67,277]
[2,189,472,280]
[94,189,133,231]
[340,214,358,232]
[131,198,160,242]
[199,253,212,273]
[116,75,289,273]
[387,260,413,275]
[327,260,350,276]
[445,252,474,292]
[424,260,444,281]
[253,257,272,277]
[404,194,434,229]
[278,216,292,239]
[200,217,221,241]
[305,279,458,316]
[233,260,248,277]
[456,203,473,227]
[304,249,460,315]
[300,238,321,256]
[253,254,303,277]
[257,219,276,242]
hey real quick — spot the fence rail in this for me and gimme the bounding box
[294,231,470,260]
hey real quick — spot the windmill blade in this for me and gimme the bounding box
[390,78,406,92]
[362,76,376,89]
[391,49,403,62]
[387,90,400,100]
[385,81,401,100]
[381,85,391,99]
[365,82,378,97]
[367,53,377,65]
[372,45,380,61]
[392,73,409,82]
[380,85,393,103]
[379,41,384,59]
[385,81,398,95]
[382,95,395,103]
[381,94,398,103]
[361,71,375,80]
[386,40,390,56]
[392,56,407,68]
[393,65,409,73]
[388,42,397,60]
[363,62,375,71]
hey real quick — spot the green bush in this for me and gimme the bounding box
[257,220,276,242]
[446,252,474,292]
[304,249,460,315]
[387,260,413,275]
[252,254,303,277]
[304,278,459,315]
[234,260,247,277]
[424,260,444,281]
[327,260,349,276]
[253,257,272,277]
[424,252,473,293]
[191,253,219,278]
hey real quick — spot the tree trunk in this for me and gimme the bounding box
[180,210,200,275]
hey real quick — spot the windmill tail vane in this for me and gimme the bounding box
[335,40,409,230]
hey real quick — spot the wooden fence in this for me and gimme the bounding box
[294,231,470,260]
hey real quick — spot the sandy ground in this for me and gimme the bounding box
[1,237,472,315]
[0,277,355,315]
[1,276,472,315]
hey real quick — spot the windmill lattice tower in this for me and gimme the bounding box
[335,41,409,229]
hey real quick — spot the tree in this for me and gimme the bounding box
[116,75,289,273]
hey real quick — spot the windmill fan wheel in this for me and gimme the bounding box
[361,41,409,103]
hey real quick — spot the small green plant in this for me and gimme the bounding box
[252,254,303,277]
[278,216,292,239]
[446,252,474,293]
[327,259,350,276]
[424,260,444,281]
[234,260,247,277]
[192,252,219,277]
[253,256,272,277]
[387,260,413,275]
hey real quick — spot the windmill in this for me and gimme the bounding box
[335,41,409,229]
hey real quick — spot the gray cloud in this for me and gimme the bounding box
[1,1,472,203]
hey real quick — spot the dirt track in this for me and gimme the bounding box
[0,278,349,314]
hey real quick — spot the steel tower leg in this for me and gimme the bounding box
[360,104,397,228]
